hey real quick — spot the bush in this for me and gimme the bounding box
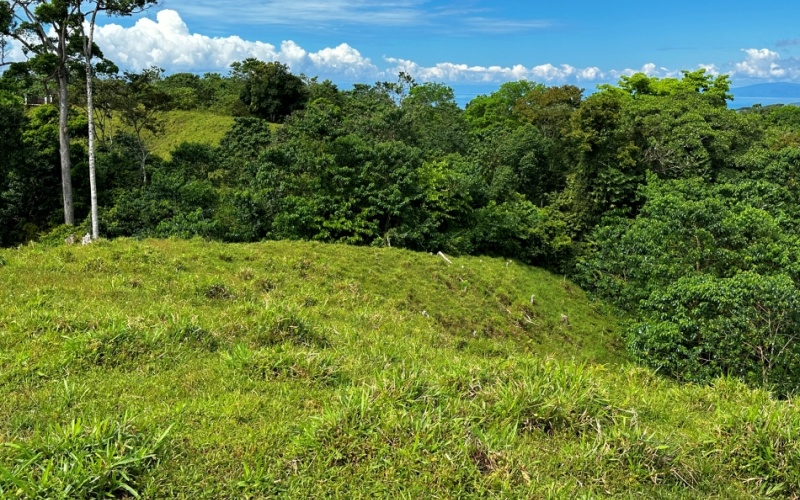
[630,272,800,395]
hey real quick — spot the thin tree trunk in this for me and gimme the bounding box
[86,66,98,239]
[57,68,74,225]
[85,11,99,240]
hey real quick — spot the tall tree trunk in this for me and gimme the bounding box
[85,11,99,240]
[86,65,98,239]
[57,68,74,226]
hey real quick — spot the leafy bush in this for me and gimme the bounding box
[581,176,800,394]
[630,272,800,394]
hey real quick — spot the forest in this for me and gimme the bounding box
[4,57,800,397]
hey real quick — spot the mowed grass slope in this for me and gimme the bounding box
[0,239,798,498]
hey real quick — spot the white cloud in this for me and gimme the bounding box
[89,11,740,86]
[93,9,378,77]
[88,10,608,83]
[384,57,610,83]
[309,44,377,77]
[732,48,793,79]
[1,38,25,64]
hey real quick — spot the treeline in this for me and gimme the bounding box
[3,63,800,394]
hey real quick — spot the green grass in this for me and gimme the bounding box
[99,110,235,161]
[149,110,235,160]
[0,238,798,497]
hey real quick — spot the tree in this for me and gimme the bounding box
[402,82,468,157]
[231,59,307,122]
[579,176,800,394]
[109,67,171,184]
[1,0,83,225]
[617,69,732,108]
[0,103,67,243]
[464,80,544,131]
[78,0,159,240]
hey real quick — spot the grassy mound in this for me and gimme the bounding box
[0,239,797,498]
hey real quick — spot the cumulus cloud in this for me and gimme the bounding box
[94,9,379,77]
[732,48,795,79]
[90,10,584,82]
[88,10,736,86]
[382,57,617,84]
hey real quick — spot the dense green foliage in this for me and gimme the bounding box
[2,238,800,497]
[231,59,308,122]
[4,62,800,396]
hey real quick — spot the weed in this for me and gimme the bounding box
[237,267,255,281]
[202,282,234,300]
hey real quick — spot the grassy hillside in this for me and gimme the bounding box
[0,239,798,498]
[98,110,235,161]
[149,110,235,160]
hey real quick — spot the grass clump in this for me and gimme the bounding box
[480,359,614,436]
[0,415,171,499]
[66,327,154,369]
[222,344,344,386]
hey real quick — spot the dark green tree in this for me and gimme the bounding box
[1,0,84,225]
[231,59,307,122]
[106,67,172,184]
[580,176,800,394]
[402,82,469,157]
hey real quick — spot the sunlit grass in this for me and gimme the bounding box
[0,238,798,497]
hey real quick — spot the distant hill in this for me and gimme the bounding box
[149,110,235,160]
[731,82,800,98]
[729,82,800,108]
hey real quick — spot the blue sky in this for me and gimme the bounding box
[10,0,800,100]
[152,0,796,71]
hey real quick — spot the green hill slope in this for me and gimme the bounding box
[149,110,235,160]
[100,110,236,161]
[0,239,797,498]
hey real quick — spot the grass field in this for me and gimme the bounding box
[0,238,798,498]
